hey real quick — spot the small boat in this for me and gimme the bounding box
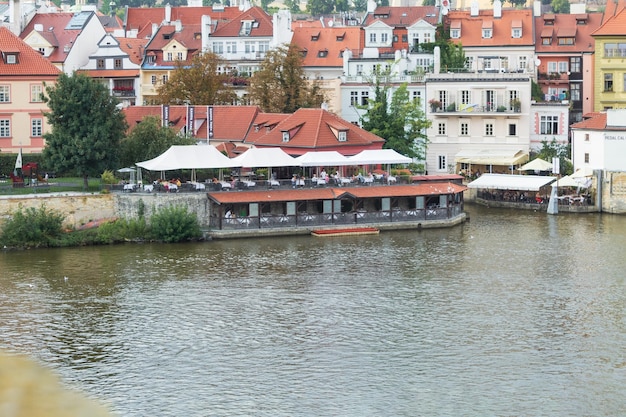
[311,227,379,237]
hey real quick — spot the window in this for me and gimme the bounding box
[438,155,447,171]
[162,75,168,84]
[369,33,377,43]
[542,37,551,45]
[558,61,568,73]
[151,75,157,85]
[213,42,224,54]
[461,90,470,105]
[97,59,105,69]
[604,73,613,92]
[585,133,590,141]
[412,91,421,103]
[245,42,256,53]
[438,122,446,135]
[485,90,494,110]
[226,42,237,54]
[0,119,10,137]
[512,28,522,38]
[318,50,328,57]
[338,131,347,142]
[177,52,183,60]
[282,131,289,142]
[356,64,363,75]
[451,29,460,39]
[584,153,589,163]
[460,122,468,136]
[381,33,388,43]
[114,58,122,69]
[402,34,407,42]
[482,28,492,39]
[31,118,42,137]
[166,52,172,61]
[570,56,581,73]
[548,62,558,73]
[360,91,369,106]
[259,42,269,54]
[558,37,574,45]
[31,84,43,102]
[423,33,432,43]
[571,83,581,101]
[508,123,517,136]
[6,54,16,64]
[485,123,494,136]
[438,90,448,110]
[540,115,559,134]
[350,91,358,106]
[0,85,9,102]
[518,56,527,72]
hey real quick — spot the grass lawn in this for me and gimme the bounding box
[0,177,105,196]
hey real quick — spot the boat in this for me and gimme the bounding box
[311,227,380,237]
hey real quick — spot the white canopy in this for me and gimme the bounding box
[347,149,412,165]
[232,147,298,167]
[137,145,239,171]
[295,151,351,167]
[552,175,590,188]
[518,158,553,172]
[455,149,528,166]
[571,167,594,178]
[468,174,555,191]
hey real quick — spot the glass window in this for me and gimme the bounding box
[571,83,581,100]
[114,59,122,69]
[31,84,43,102]
[381,33,388,43]
[151,75,157,85]
[0,119,10,137]
[97,59,105,69]
[177,52,183,60]
[604,73,613,92]
[508,123,516,136]
[226,42,237,54]
[482,29,492,39]
[540,115,559,134]
[213,42,224,54]
[360,91,369,106]
[245,42,255,53]
[438,155,447,171]
[451,29,460,39]
[369,33,377,43]
[0,85,9,102]
[570,57,581,73]
[512,28,521,38]
[548,62,558,73]
[350,91,358,106]
[438,122,446,135]
[485,123,494,136]
[461,90,470,105]
[584,153,589,163]
[31,118,42,137]
[558,61,568,73]
[162,75,168,84]
[460,122,468,136]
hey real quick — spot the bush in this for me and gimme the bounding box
[149,205,202,243]
[101,170,117,185]
[0,204,65,248]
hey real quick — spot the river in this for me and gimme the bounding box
[1,204,625,416]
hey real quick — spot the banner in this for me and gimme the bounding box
[207,106,214,141]
[162,104,169,127]
[187,105,195,137]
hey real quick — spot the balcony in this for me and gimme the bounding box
[112,87,136,97]
[430,101,522,114]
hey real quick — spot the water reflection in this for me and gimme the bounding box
[1,205,625,416]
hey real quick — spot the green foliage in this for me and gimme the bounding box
[531,80,544,102]
[42,72,128,189]
[94,218,149,244]
[536,138,572,175]
[248,45,326,113]
[101,170,117,185]
[352,0,367,10]
[551,0,570,13]
[360,72,431,160]
[119,116,195,168]
[307,0,335,14]
[155,53,236,105]
[422,0,436,5]
[0,204,65,248]
[149,205,202,243]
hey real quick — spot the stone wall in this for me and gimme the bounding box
[601,171,626,214]
[0,192,116,228]
[114,193,212,226]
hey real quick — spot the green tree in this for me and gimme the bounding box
[360,74,432,160]
[352,0,367,11]
[307,0,334,14]
[552,0,570,13]
[156,52,236,105]
[536,138,572,175]
[43,73,127,189]
[419,26,466,71]
[248,44,326,113]
[119,116,195,168]
[284,0,301,13]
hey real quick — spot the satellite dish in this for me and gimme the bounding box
[328,19,333,27]
[535,58,541,67]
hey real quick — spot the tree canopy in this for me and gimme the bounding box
[119,116,195,169]
[156,52,236,105]
[248,44,326,113]
[360,75,431,162]
[536,138,572,175]
[42,72,127,188]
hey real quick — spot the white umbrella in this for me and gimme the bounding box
[571,167,594,178]
[552,175,588,188]
[518,158,553,172]
[14,148,22,176]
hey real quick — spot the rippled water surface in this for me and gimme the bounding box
[1,205,625,416]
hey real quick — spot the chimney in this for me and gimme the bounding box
[533,0,542,17]
[493,0,502,18]
[470,0,479,17]
[165,3,171,23]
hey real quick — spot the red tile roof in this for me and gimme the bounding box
[144,24,202,66]
[20,13,82,64]
[0,27,61,76]
[445,9,534,47]
[79,69,139,78]
[125,6,242,38]
[291,26,361,67]
[209,6,273,37]
[363,6,439,27]
[593,6,626,36]
[570,112,607,129]
[207,182,466,204]
[535,12,602,53]
[246,108,385,154]
[118,37,149,65]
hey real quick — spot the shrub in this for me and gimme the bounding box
[149,205,202,243]
[0,204,65,248]
[101,170,117,185]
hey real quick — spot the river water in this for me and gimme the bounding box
[1,204,625,416]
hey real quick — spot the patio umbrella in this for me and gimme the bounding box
[517,158,553,172]
[14,148,22,176]
[571,167,594,178]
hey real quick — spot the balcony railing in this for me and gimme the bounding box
[112,88,135,97]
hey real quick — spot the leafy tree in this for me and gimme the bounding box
[422,0,436,5]
[150,205,202,243]
[531,80,544,102]
[248,44,326,113]
[119,116,195,168]
[43,73,127,189]
[156,52,236,105]
[536,138,572,175]
[420,25,466,71]
[307,0,334,15]
[284,0,301,13]
[552,0,570,13]
[360,74,432,160]
[352,0,368,11]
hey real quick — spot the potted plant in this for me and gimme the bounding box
[429,99,441,112]
[446,102,456,112]
[496,105,507,112]
[511,98,521,112]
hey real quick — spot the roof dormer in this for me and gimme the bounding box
[544,14,555,25]
[1,50,19,64]
[311,31,320,41]
[450,21,461,39]
[511,20,522,39]
[482,20,493,39]
[576,13,588,25]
